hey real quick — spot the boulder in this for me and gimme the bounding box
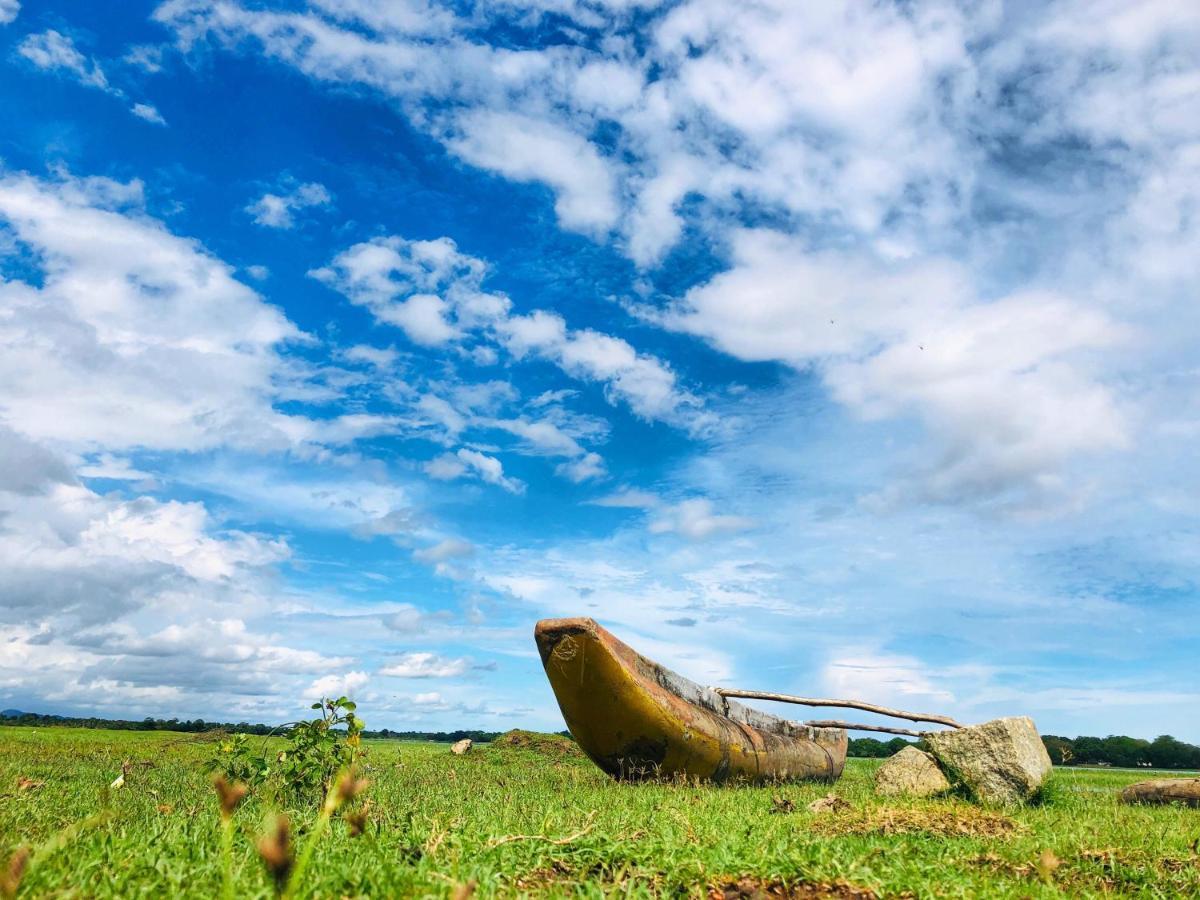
[450,738,473,755]
[1119,778,1200,808]
[874,746,951,798]
[925,716,1051,805]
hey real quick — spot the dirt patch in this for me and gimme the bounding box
[708,877,880,899]
[489,729,582,757]
[812,805,1019,839]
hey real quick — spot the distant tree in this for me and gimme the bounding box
[1042,735,1075,765]
[847,737,916,758]
[1100,735,1150,768]
[1148,735,1200,770]
[1071,736,1106,764]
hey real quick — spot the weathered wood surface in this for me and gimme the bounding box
[534,617,846,783]
[804,719,928,738]
[1120,778,1200,807]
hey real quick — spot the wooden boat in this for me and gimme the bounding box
[534,617,847,783]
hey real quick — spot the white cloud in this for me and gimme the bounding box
[381,603,450,634]
[530,389,577,407]
[586,488,659,509]
[17,30,163,123]
[0,0,19,25]
[0,429,360,719]
[246,181,332,228]
[665,231,1127,509]
[171,461,414,535]
[18,30,110,90]
[342,344,399,369]
[379,652,472,678]
[555,452,606,484]
[79,496,285,581]
[448,110,618,235]
[500,311,711,431]
[485,417,586,458]
[151,0,977,262]
[76,454,156,483]
[425,448,524,494]
[131,103,167,125]
[413,538,475,564]
[310,236,494,345]
[313,235,711,430]
[423,452,467,481]
[0,170,377,456]
[648,497,753,541]
[153,1,1198,513]
[307,670,369,699]
[821,651,954,707]
[123,44,164,71]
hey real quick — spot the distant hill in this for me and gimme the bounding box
[1,709,25,718]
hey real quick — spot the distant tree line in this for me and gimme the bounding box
[368,728,503,742]
[0,711,503,742]
[1041,734,1200,769]
[0,711,276,733]
[847,736,916,758]
[846,732,1200,769]
[5,710,1196,766]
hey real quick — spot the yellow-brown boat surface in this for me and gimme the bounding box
[534,617,847,783]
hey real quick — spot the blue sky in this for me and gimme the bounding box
[0,0,1197,741]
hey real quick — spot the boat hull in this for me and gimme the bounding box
[534,617,846,783]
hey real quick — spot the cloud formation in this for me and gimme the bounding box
[247,181,332,228]
[313,234,711,432]
[152,0,1195,510]
[379,652,474,678]
[0,171,306,453]
[18,30,166,122]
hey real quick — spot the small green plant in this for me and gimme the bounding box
[208,733,272,786]
[204,697,367,802]
[277,697,366,799]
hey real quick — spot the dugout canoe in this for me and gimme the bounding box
[534,617,847,783]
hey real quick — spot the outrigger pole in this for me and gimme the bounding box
[803,720,926,738]
[713,688,963,732]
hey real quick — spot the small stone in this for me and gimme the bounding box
[925,717,1052,805]
[1119,778,1200,808]
[874,746,951,798]
[450,738,473,755]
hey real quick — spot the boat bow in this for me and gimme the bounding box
[535,617,846,783]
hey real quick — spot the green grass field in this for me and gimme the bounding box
[2,727,1197,898]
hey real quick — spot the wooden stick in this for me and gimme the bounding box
[486,812,596,848]
[804,720,927,738]
[714,688,962,729]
